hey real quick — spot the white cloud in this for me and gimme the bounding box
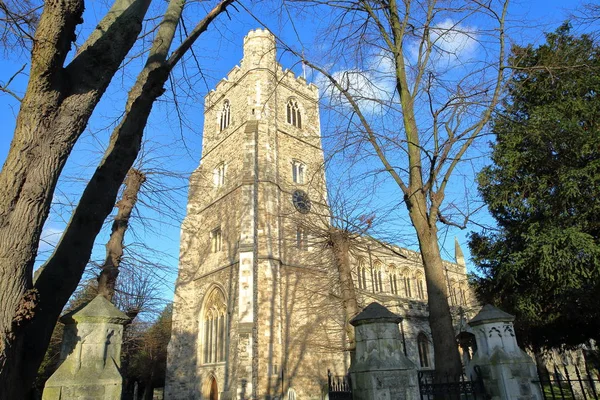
[407,19,479,68]
[314,19,479,112]
[38,226,64,253]
[316,53,395,115]
[430,19,478,58]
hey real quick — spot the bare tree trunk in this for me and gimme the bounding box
[329,228,359,357]
[98,169,146,301]
[294,0,507,377]
[408,196,463,376]
[0,1,150,397]
[0,0,233,395]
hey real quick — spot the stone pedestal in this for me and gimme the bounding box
[349,302,419,400]
[467,304,542,400]
[42,295,130,400]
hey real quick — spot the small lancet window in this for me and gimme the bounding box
[286,99,302,128]
[416,274,426,300]
[292,160,306,184]
[220,100,231,131]
[371,263,383,293]
[449,280,458,306]
[213,162,226,187]
[211,227,222,253]
[356,258,367,290]
[460,285,467,305]
[404,273,412,297]
[389,266,398,295]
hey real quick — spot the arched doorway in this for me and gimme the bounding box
[209,376,218,400]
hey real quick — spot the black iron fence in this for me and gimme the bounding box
[327,369,352,400]
[534,365,600,400]
[418,366,487,400]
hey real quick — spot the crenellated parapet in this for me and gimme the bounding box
[277,67,319,100]
[242,28,276,68]
[205,30,319,112]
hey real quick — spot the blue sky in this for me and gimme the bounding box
[0,0,588,303]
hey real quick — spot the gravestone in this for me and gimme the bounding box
[349,302,419,400]
[42,295,129,400]
[467,304,542,400]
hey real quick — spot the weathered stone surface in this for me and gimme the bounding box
[467,304,542,400]
[42,295,129,400]
[349,302,419,400]
[469,304,515,326]
[166,29,475,400]
[351,302,403,325]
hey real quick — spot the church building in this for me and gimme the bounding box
[165,29,473,400]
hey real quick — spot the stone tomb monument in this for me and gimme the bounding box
[349,302,420,400]
[43,295,129,400]
[467,304,542,400]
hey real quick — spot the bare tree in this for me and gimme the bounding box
[288,171,401,360]
[280,0,509,376]
[0,0,39,54]
[98,168,146,301]
[0,0,234,396]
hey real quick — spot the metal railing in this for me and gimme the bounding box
[534,365,600,400]
[418,366,486,400]
[327,369,352,400]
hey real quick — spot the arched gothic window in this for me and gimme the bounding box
[417,333,431,368]
[459,284,468,305]
[371,262,383,293]
[403,270,412,297]
[416,273,426,300]
[356,257,367,290]
[292,160,306,184]
[295,226,308,250]
[286,99,302,128]
[389,265,398,295]
[200,288,227,364]
[449,280,458,306]
[287,388,297,400]
[213,162,226,187]
[220,100,231,131]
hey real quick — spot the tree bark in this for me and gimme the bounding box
[298,0,506,377]
[20,44,169,400]
[4,0,234,395]
[329,228,359,357]
[98,169,146,301]
[408,193,463,376]
[0,1,150,397]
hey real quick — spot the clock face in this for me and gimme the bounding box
[292,190,311,214]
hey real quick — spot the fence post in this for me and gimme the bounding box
[467,304,543,400]
[348,302,420,400]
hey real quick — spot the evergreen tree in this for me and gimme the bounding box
[127,304,172,400]
[469,24,600,350]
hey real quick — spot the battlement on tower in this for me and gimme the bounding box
[277,67,319,98]
[205,29,319,110]
[243,28,273,42]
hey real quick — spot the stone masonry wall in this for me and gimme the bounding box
[166,28,474,400]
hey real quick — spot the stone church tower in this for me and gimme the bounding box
[165,30,344,400]
[166,29,476,400]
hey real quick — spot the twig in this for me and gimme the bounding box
[0,63,26,101]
